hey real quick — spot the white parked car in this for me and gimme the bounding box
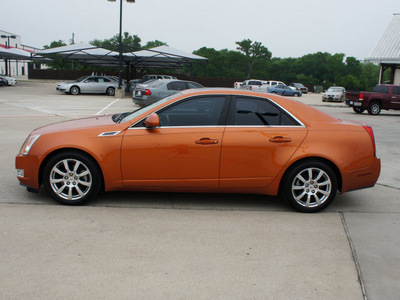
[0,74,18,85]
[265,80,285,87]
[234,82,243,89]
[322,86,346,102]
[56,76,120,96]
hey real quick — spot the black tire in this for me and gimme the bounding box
[353,107,365,114]
[106,87,115,96]
[368,102,381,115]
[70,86,80,95]
[43,151,102,205]
[281,160,337,213]
[294,93,300,97]
[271,91,277,94]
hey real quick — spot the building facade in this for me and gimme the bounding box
[0,30,40,76]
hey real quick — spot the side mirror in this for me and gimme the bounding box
[144,112,160,128]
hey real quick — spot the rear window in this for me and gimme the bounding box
[147,81,164,88]
[373,85,389,94]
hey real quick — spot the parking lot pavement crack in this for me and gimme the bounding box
[376,183,400,190]
[0,100,73,118]
[340,212,368,300]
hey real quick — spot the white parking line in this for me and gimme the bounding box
[96,98,120,115]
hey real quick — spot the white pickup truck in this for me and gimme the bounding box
[234,79,285,91]
[237,79,268,91]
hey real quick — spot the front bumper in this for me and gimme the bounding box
[56,86,67,92]
[15,154,42,190]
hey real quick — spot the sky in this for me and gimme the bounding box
[2,0,399,60]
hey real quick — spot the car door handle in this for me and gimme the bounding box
[195,138,219,145]
[269,136,292,143]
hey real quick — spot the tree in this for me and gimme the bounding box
[90,32,142,51]
[42,40,71,70]
[236,39,272,79]
[144,40,168,49]
[43,40,67,50]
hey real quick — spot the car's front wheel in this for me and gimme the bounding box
[293,93,300,97]
[43,151,102,205]
[106,87,115,96]
[281,160,337,213]
[70,86,80,95]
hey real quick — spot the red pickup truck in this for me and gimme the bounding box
[345,84,400,115]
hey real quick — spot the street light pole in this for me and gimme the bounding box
[108,0,135,92]
[118,0,123,90]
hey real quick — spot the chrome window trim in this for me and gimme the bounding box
[128,125,305,130]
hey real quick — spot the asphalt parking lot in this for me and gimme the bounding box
[1,80,399,299]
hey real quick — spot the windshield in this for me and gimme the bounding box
[74,76,87,82]
[327,87,342,92]
[120,93,181,123]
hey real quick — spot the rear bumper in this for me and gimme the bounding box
[341,157,381,193]
[346,100,366,108]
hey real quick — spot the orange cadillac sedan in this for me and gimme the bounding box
[16,89,381,212]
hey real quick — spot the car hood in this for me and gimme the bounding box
[31,115,120,135]
[58,81,79,85]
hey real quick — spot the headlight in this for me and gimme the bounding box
[19,134,41,156]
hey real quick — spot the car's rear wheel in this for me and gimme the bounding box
[368,102,381,115]
[294,93,300,97]
[43,151,101,205]
[353,107,365,114]
[281,160,337,213]
[106,87,115,96]
[70,86,80,95]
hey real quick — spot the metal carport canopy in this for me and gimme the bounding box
[0,47,34,60]
[35,43,207,69]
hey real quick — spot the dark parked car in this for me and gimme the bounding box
[289,83,308,94]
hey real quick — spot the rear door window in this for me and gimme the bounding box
[167,81,187,91]
[229,97,300,126]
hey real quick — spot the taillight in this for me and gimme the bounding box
[359,93,364,101]
[144,89,151,95]
[363,125,376,157]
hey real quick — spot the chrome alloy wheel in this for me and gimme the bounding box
[291,167,332,208]
[49,159,92,200]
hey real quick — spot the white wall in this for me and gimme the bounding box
[394,68,400,85]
